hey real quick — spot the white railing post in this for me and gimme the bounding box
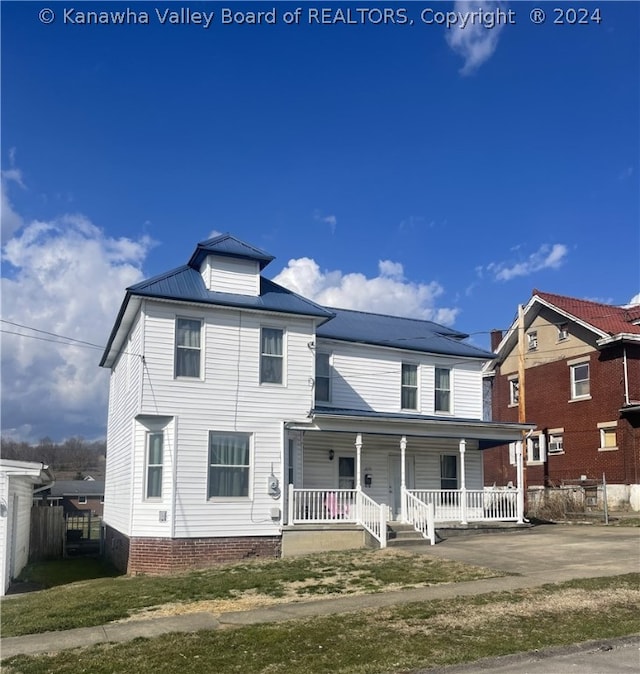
[379,504,387,548]
[427,501,435,545]
[516,440,525,524]
[459,439,468,525]
[400,435,407,522]
[287,483,294,524]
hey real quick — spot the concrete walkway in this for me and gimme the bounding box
[1,524,639,661]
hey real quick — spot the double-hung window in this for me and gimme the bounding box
[401,363,418,410]
[527,433,546,463]
[598,422,617,451]
[315,352,331,403]
[527,331,538,351]
[509,377,519,406]
[146,432,163,498]
[557,323,569,341]
[175,318,202,378]
[260,328,283,384]
[434,367,451,413]
[570,361,590,399]
[208,432,251,498]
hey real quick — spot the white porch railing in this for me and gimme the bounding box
[404,491,436,545]
[287,486,357,524]
[356,491,387,548]
[287,486,387,548]
[407,489,519,522]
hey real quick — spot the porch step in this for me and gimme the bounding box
[386,523,429,547]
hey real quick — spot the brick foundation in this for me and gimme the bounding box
[104,525,282,574]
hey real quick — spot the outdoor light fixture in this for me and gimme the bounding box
[329,449,334,461]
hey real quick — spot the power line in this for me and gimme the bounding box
[1,319,105,349]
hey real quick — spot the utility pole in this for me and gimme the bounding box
[517,304,528,513]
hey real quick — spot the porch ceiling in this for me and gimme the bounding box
[286,407,533,446]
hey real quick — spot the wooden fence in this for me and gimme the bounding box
[29,505,65,561]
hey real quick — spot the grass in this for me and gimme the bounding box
[3,574,639,674]
[1,549,502,637]
[17,557,121,588]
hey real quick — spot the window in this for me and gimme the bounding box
[527,433,546,463]
[338,456,355,490]
[570,362,590,399]
[208,432,251,498]
[527,331,538,351]
[509,377,519,406]
[598,422,618,451]
[434,367,451,413]
[175,318,202,378]
[260,328,283,384]
[315,352,331,403]
[557,323,569,341]
[146,432,163,498]
[401,363,418,410]
[78,495,87,505]
[440,455,458,490]
[548,430,564,455]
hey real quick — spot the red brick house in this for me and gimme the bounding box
[483,290,640,512]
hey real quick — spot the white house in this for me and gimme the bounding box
[100,234,531,574]
[0,459,54,595]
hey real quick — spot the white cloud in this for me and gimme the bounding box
[625,293,640,306]
[2,210,152,442]
[1,166,26,242]
[446,1,506,76]
[273,257,459,325]
[313,211,337,234]
[486,243,569,281]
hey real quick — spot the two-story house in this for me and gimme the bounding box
[100,234,531,574]
[483,290,640,512]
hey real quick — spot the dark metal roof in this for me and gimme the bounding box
[316,308,494,359]
[188,233,275,270]
[48,480,105,497]
[127,266,335,319]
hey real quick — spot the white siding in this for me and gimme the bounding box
[318,341,485,420]
[136,300,316,538]
[103,314,143,535]
[0,475,35,594]
[200,255,260,296]
[0,471,8,595]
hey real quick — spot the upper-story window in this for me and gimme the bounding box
[570,361,590,399]
[260,328,284,384]
[434,367,451,413]
[175,318,202,378]
[401,363,418,410]
[527,433,546,464]
[509,377,519,406]
[557,323,569,341]
[527,331,538,351]
[315,352,331,403]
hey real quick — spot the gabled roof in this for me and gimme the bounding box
[533,289,640,337]
[188,233,275,270]
[317,307,494,359]
[47,480,105,498]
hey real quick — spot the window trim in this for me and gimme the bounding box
[547,428,565,455]
[174,316,203,379]
[597,421,618,451]
[260,327,285,385]
[526,432,546,464]
[401,362,419,411]
[207,431,252,500]
[527,331,538,351]
[77,495,87,505]
[569,360,590,400]
[315,351,332,404]
[145,431,164,500]
[557,323,569,341]
[434,367,452,414]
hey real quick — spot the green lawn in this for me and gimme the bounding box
[2,548,503,637]
[3,574,639,674]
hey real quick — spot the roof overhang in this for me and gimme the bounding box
[0,460,54,485]
[597,333,640,348]
[286,408,533,447]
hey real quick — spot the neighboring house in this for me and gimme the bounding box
[100,234,531,574]
[36,480,105,516]
[483,290,640,511]
[0,459,54,595]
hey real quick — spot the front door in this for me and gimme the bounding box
[389,455,414,520]
[338,456,355,489]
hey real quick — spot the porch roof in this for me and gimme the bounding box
[287,407,533,448]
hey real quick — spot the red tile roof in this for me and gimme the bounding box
[532,289,640,337]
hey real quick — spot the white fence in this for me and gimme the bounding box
[407,489,519,522]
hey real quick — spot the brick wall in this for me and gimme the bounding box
[104,524,130,573]
[104,528,282,574]
[485,345,640,490]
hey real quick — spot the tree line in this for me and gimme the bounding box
[1,436,106,478]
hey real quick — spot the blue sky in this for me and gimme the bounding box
[2,1,639,442]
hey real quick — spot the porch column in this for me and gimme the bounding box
[515,440,525,524]
[459,438,468,525]
[355,433,362,491]
[400,435,407,522]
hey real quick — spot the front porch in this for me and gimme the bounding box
[284,410,532,550]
